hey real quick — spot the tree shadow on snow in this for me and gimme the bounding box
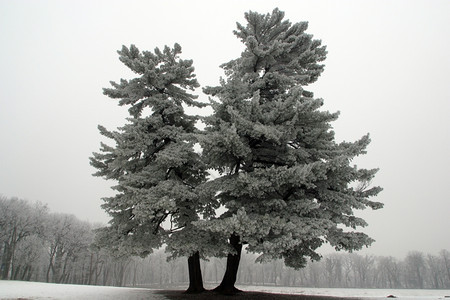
[156,290,359,300]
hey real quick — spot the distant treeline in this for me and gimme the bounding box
[1,196,450,289]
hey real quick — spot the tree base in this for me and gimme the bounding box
[213,285,243,295]
[213,234,243,295]
[186,251,205,294]
[184,286,206,294]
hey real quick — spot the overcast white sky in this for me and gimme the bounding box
[1,0,449,259]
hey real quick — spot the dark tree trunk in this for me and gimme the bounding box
[214,234,243,294]
[185,251,205,293]
[1,243,13,280]
[88,252,94,285]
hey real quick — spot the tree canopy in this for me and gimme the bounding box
[90,44,212,260]
[91,8,383,294]
[196,8,382,292]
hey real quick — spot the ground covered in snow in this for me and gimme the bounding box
[1,281,450,299]
[0,281,165,300]
[239,285,450,299]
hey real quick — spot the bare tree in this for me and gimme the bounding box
[404,251,426,289]
[440,249,450,288]
[43,213,92,283]
[10,235,45,281]
[325,254,343,287]
[353,254,375,287]
[376,256,401,288]
[0,196,47,279]
[427,254,445,288]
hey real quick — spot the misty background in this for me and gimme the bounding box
[1,0,449,259]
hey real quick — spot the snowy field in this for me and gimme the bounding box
[1,281,450,299]
[0,281,165,300]
[239,285,450,299]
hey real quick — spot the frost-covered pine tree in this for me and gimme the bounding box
[199,9,383,293]
[90,44,210,293]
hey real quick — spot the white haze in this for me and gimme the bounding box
[0,0,449,259]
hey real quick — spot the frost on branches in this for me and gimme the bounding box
[90,44,214,292]
[91,8,383,295]
[197,8,383,293]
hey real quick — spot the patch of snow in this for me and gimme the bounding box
[0,281,165,300]
[238,285,450,299]
[1,281,450,299]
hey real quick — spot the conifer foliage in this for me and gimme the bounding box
[90,44,208,292]
[91,8,383,295]
[198,8,383,293]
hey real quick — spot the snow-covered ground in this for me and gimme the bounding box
[1,281,450,299]
[238,285,450,299]
[0,281,165,300]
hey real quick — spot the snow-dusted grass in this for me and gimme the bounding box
[0,281,165,300]
[238,285,450,299]
[1,281,450,299]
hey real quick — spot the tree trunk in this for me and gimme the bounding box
[88,252,94,285]
[102,264,110,286]
[1,242,13,279]
[25,266,33,281]
[214,234,242,294]
[185,251,205,293]
[132,261,138,287]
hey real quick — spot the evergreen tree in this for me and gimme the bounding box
[90,44,210,293]
[198,8,383,294]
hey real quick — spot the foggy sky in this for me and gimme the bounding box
[1,0,449,259]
